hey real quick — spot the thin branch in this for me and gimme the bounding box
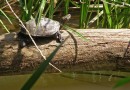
[101,0,130,7]
[1,0,17,10]
[5,0,62,73]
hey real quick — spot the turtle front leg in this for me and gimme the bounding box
[17,32,27,48]
[18,38,26,48]
[55,31,64,43]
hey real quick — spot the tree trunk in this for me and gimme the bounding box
[0,29,130,74]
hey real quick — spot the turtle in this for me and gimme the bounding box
[17,14,71,48]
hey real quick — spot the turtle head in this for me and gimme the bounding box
[62,14,71,21]
[61,14,71,25]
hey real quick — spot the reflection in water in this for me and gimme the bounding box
[0,71,130,90]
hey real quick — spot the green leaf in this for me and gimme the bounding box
[27,0,34,19]
[114,77,130,88]
[63,25,88,42]
[0,9,13,24]
[35,0,46,24]
[53,0,64,13]
[103,0,112,28]
[48,0,54,19]
[0,19,10,33]
[21,36,69,90]
[79,0,90,28]
[70,0,80,7]
[64,0,70,15]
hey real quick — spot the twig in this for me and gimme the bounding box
[101,0,130,8]
[1,0,17,10]
[80,0,86,4]
[88,10,103,26]
[5,0,62,72]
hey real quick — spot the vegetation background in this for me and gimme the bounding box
[0,0,130,89]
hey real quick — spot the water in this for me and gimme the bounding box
[0,71,130,90]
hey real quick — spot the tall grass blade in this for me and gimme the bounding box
[44,4,51,17]
[0,9,13,24]
[79,0,85,28]
[21,36,69,90]
[54,0,64,12]
[87,1,98,28]
[79,0,90,28]
[103,0,112,28]
[48,0,54,19]
[96,0,100,27]
[64,0,70,15]
[0,20,10,33]
[18,0,29,21]
[70,0,80,7]
[63,25,88,41]
[27,0,34,19]
[35,0,46,24]
[84,0,90,28]
[33,0,42,14]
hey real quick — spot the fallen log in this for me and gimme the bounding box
[0,29,130,74]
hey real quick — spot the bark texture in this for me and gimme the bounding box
[0,29,130,74]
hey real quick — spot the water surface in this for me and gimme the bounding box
[0,71,130,90]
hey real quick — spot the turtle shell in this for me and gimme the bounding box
[22,18,60,36]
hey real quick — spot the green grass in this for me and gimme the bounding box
[64,0,70,15]
[103,0,112,28]
[18,0,46,23]
[0,9,13,33]
[1,0,130,32]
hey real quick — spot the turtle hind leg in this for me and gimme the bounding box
[55,31,64,43]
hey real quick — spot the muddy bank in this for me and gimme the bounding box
[0,29,130,74]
